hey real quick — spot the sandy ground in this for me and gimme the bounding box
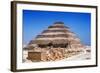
[60,51,91,61]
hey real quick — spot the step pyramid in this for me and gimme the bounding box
[23,22,84,62]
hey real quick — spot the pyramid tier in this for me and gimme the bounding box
[42,29,70,33]
[48,24,69,28]
[30,39,69,45]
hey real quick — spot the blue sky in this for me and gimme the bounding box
[23,10,91,46]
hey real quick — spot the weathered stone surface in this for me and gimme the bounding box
[25,22,84,62]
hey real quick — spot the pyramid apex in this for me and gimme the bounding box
[54,21,64,24]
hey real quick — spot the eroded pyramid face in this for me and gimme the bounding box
[27,22,83,48]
